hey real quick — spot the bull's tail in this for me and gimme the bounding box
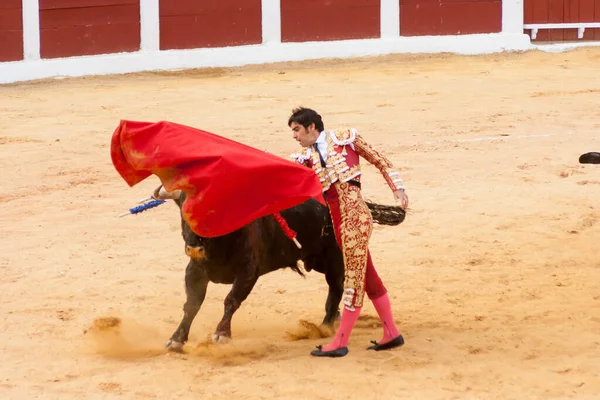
[289,261,306,277]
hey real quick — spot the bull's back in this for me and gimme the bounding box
[180,198,333,281]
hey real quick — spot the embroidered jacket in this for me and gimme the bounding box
[290,128,405,193]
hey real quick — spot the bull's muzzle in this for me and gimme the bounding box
[185,245,206,260]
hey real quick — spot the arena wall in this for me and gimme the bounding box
[0,0,23,62]
[159,0,263,50]
[0,0,596,84]
[38,0,141,59]
[524,0,600,41]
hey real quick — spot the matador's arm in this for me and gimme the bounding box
[353,133,405,192]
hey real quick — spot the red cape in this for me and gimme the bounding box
[110,120,325,237]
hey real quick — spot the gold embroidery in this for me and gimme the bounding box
[304,132,362,191]
[338,164,361,184]
[294,129,404,193]
[329,128,355,144]
[353,134,404,192]
[333,182,373,309]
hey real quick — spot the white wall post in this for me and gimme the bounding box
[502,0,524,34]
[380,0,400,38]
[22,0,41,60]
[140,0,160,51]
[262,0,281,44]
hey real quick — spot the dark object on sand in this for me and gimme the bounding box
[579,152,600,164]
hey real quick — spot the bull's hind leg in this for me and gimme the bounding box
[319,220,345,327]
[323,266,344,326]
[167,260,209,352]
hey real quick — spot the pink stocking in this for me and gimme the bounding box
[371,293,400,344]
[320,306,362,351]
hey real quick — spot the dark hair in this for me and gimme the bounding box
[287,107,324,132]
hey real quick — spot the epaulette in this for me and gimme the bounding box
[329,128,357,146]
[290,148,312,163]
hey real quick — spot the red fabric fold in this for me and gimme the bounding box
[110,119,325,237]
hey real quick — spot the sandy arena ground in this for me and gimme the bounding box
[1,47,600,399]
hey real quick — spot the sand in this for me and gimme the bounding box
[1,47,599,400]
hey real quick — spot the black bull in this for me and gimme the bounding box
[152,185,406,351]
[155,186,344,351]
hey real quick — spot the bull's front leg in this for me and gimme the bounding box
[212,266,259,343]
[167,260,209,352]
[213,222,262,343]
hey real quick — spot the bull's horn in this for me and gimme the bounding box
[153,185,182,200]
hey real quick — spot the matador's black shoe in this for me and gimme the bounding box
[366,334,405,351]
[310,345,349,357]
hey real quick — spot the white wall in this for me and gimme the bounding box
[1,0,533,84]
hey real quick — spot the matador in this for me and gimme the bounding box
[288,107,408,357]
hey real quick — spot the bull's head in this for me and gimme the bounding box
[152,185,207,261]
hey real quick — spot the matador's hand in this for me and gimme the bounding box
[393,189,408,210]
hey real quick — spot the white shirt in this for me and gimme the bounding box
[314,130,328,162]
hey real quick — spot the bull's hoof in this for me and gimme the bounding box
[211,333,231,344]
[166,339,185,353]
[321,311,341,328]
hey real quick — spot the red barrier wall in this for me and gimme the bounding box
[524,0,600,41]
[0,0,23,62]
[159,0,262,50]
[39,0,141,59]
[400,0,502,36]
[281,0,381,42]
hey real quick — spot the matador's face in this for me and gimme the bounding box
[290,122,319,148]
